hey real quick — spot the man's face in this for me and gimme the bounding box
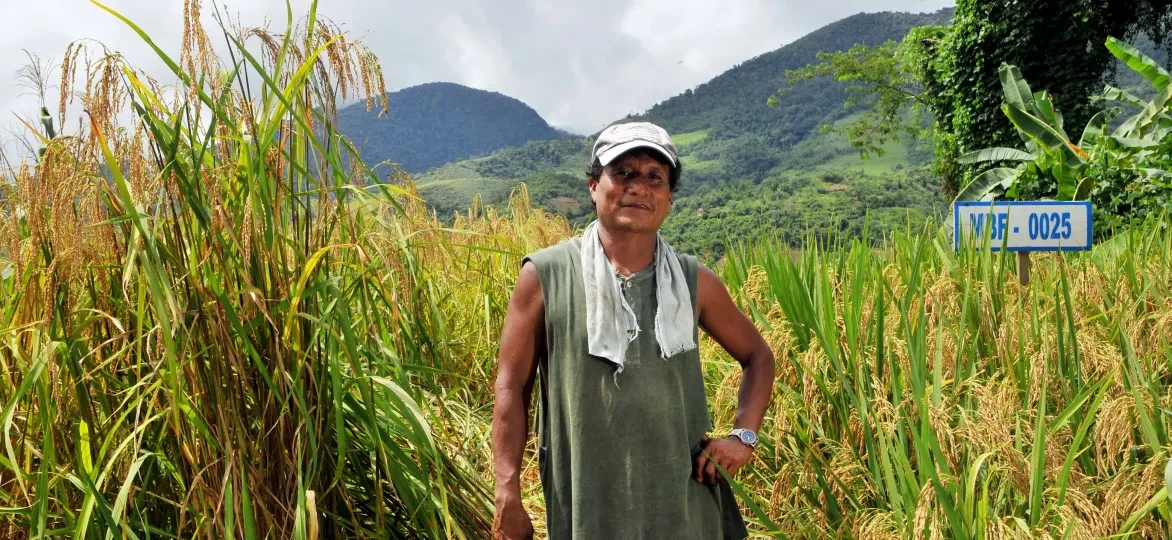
[589,153,673,234]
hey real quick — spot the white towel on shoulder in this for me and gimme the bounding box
[581,220,697,376]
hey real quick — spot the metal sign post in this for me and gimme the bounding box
[953,201,1093,285]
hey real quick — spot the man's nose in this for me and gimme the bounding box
[625,177,651,195]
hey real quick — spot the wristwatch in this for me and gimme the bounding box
[728,428,758,450]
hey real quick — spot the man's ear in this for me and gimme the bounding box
[587,176,599,203]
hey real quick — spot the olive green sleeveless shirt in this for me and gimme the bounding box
[523,237,748,540]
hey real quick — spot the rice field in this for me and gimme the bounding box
[2,2,1171,539]
[716,224,1172,538]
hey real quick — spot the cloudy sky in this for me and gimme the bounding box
[1,0,953,137]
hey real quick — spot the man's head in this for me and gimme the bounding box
[586,122,682,234]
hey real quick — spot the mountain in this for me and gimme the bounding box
[337,82,563,174]
[410,9,1165,257]
[414,10,956,238]
[635,9,955,145]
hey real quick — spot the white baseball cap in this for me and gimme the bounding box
[591,122,678,168]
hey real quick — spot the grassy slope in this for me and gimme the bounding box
[415,121,940,257]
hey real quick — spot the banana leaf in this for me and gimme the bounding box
[957,148,1035,164]
[1034,91,1065,135]
[1109,136,1162,149]
[1131,84,1172,137]
[1155,121,1172,138]
[1000,64,1038,147]
[1053,160,1080,200]
[1140,168,1172,181]
[1099,86,1148,110]
[955,166,1022,202]
[999,64,1036,113]
[1002,102,1087,166]
[1107,36,1171,92]
[1079,108,1120,149]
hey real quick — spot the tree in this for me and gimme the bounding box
[774,25,948,161]
[782,0,1172,196]
[939,0,1172,192]
[954,40,1172,233]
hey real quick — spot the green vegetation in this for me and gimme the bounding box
[1111,34,1171,101]
[416,137,594,220]
[671,129,710,147]
[0,5,503,537]
[814,113,919,173]
[661,166,943,257]
[460,137,591,179]
[718,218,1172,537]
[785,1,1172,193]
[338,81,565,174]
[956,39,1172,233]
[5,3,1172,539]
[933,0,1172,183]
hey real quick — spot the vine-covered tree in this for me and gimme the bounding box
[782,0,1172,195]
[938,0,1172,191]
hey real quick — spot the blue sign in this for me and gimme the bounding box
[953,201,1092,252]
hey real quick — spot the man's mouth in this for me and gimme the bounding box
[622,203,652,211]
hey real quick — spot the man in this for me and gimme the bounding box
[491,121,775,540]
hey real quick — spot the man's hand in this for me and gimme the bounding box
[694,434,754,485]
[492,497,534,540]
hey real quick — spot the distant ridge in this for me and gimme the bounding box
[337,81,563,174]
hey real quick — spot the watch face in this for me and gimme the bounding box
[739,430,757,445]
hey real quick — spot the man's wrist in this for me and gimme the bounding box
[494,485,523,506]
[728,428,759,450]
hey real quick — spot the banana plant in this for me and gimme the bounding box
[954,64,1091,202]
[955,37,1172,203]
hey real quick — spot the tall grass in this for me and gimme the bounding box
[0,1,579,537]
[716,220,1172,538]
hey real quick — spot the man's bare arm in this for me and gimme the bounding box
[491,261,544,537]
[696,263,774,432]
[692,263,775,485]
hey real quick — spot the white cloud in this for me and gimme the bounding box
[438,11,515,91]
[0,0,956,145]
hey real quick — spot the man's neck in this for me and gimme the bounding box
[597,225,657,277]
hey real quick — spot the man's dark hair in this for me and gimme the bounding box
[586,147,682,193]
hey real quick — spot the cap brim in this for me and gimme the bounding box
[598,140,677,168]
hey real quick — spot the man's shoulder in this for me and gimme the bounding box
[664,242,698,276]
[522,236,581,270]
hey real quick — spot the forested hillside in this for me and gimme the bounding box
[413,9,955,255]
[635,10,955,145]
[408,7,1167,257]
[337,82,563,174]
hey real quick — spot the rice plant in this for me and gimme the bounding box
[0,1,571,537]
[4,1,1172,539]
[714,219,1172,538]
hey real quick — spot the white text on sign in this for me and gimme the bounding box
[953,201,1093,252]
